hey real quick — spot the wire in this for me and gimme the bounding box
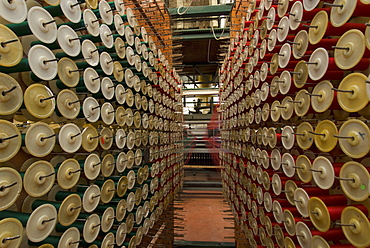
[211,15,229,40]
[177,0,194,15]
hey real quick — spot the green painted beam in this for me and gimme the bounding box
[168,4,233,19]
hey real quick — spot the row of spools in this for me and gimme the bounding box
[0,0,184,247]
[220,0,370,248]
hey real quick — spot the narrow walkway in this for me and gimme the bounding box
[174,169,235,247]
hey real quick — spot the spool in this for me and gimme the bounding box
[0,204,57,242]
[0,218,23,247]
[28,227,80,248]
[341,206,370,248]
[337,119,370,159]
[0,167,22,211]
[309,197,368,232]
[33,194,81,226]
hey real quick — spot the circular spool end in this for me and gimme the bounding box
[0,73,22,115]
[293,30,308,59]
[28,45,58,81]
[312,156,335,190]
[57,89,80,119]
[115,129,126,149]
[0,218,23,248]
[58,227,80,248]
[115,0,125,15]
[116,223,127,246]
[115,85,126,105]
[279,70,292,95]
[114,14,125,36]
[0,167,22,211]
[294,89,310,117]
[57,25,80,57]
[101,78,115,100]
[60,0,81,23]
[57,158,80,190]
[284,237,296,248]
[116,199,126,222]
[283,210,296,236]
[83,184,100,213]
[116,152,127,173]
[0,25,22,67]
[82,125,99,153]
[280,97,294,120]
[272,174,282,196]
[58,57,79,87]
[115,37,126,59]
[311,80,334,113]
[113,61,124,82]
[0,0,27,23]
[83,214,100,243]
[293,61,308,88]
[99,0,113,25]
[100,24,114,48]
[277,16,289,42]
[126,192,135,212]
[59,123,82,153]
[101,207,115,232]
[309,11,328,45]
[116,106,126,126]
[281,125,295,150]
[338,73,368,113]
[126,131,135,150]
[315,119,339,150]
[117,176,128,197]
[335,29,366,70]
[58,194,81,226]
[270,100,281,122]
[308,197,330,232]
[296,221,312,248]
[0,120,21,162]
[289,1,303,30]
[311,235,330,248]
[294,188,310,217]
[341,206,370,248]
[82,40,99,67]
[83,9,99,37]
[26,204,57,242]
[330,0,356,27]
[28,7,57,44]
[83,67,100,93]
[83,97,100,123]
[278,43,291,69]
[24,160,55,197]
[308,48,328,81]
[101,154,115,178]
[126,150,135,169]
[296,155,313,183]
[101,102,114,125]
[366,21,370,50]
[338,119,370,159]
[270,148,281,170]
[296,122,314,150]
[125,25,135,47]
[100,127,113,150]
[100,52,114,75]
[340,161,370,202]
[272,200,283,223]
[83,153,101,180]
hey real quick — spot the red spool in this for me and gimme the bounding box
[311,228,346,240]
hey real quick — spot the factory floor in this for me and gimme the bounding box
[174,169,235,247]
